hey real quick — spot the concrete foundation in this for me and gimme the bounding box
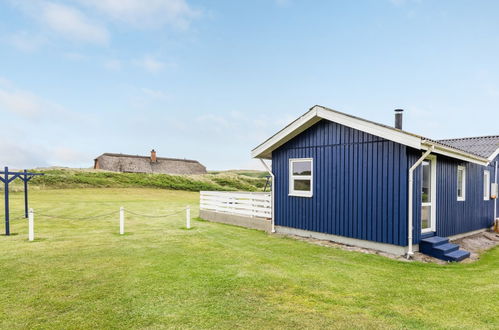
[199,210,272,232]
[275,226,408,255]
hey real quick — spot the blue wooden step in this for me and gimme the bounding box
[431,243,459,259]
[444,250,471,262]
[419,236,470,262]
[420,236,448,247]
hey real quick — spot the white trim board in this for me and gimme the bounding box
[251,108,321,159]
[421,154,437,234]
[457,165,466,201]
[252,105,489,166]
[488,148,499,163]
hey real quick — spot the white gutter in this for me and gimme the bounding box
[259,159,275,233]
[407,145,435,257]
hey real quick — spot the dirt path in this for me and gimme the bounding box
[285,230,499,264]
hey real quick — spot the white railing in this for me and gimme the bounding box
[200,191,271,219]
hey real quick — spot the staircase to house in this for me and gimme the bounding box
[420,236,470,262]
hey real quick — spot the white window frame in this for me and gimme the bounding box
[484,170,490,201]
[421,155,437,233]
[289,158,313,198]
[457,166,466,201]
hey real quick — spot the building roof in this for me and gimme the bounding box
[95,152,207,175]
[437,136,499,160]
[96,153,201,164]
[252,105,497,165]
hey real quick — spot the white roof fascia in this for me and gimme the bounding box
[251,108,321,159]
[487,148,499,164]
[421,141,489,166]
[315,107,422,149]
[252,105,491,166]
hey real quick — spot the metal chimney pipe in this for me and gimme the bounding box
[394,109,403,130]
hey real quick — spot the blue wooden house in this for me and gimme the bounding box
[252,105,499,261]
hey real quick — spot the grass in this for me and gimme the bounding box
[209,170,269,179]
[0,188,498,329]
[5,169,267,192]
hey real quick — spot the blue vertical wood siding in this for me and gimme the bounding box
[408,150,496,243]
[437,154,495,238]
[273,119,497,247]
[273,120,409,246]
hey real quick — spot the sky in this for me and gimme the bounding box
[1,0,498,171]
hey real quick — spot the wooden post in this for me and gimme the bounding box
[4,166,9,236]
[28,208,34,241]
[186,205,191,229]
[120,206,124,235]
[24,170,29,218]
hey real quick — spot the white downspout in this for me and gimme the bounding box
[260,159,275,233]
[494,161,498,223]
[407,145,435,258]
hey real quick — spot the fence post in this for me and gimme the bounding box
[186,205,191,229]
[252,193,256,218]
[28,208,34,241]
[120,206,125,235]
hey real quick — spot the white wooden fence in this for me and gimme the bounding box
[200,191,271,219]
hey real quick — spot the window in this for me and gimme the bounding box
[457,166,466,201]
[484,170,490,201]
[289,158,313,197]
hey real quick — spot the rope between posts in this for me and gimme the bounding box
[124,209,185,218]
[15,207,188,221]
[9,215,27,221]
[35,210,118,221]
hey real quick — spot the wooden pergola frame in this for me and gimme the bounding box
[0,167,44,236]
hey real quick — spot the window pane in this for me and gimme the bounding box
[293,161,311,175]
[294,179,311,191]
[484,171,490,199]
[457,168,463,198]
[422,205,431,230]
[422,160,431,203]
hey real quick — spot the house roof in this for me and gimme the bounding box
[252,105,496,165]
[96,153,201,164]
[437,136,499,160]
[95,153,207,175]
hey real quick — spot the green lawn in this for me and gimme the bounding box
[0,188,497,329]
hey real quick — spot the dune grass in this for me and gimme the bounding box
[0,188,497,329]
[5,169,267,192]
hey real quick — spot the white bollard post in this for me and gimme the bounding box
[28,208,34,241]
[186,205,191,229]
[120,206,125,235]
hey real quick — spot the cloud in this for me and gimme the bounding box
[6,0,201,52]
[0,77,13,88]
[274,0,291,7]
[0,82,75,120]
[190,111,291,144]
[0,88,43,117]
[40,2,109,44]
[133,56,166,73]
[0,140,50,169]
[104,59,122,71]
[389,0,421,6]
[0,140,91,169]
[63,52,88,61]
[52,147,90,164]
[7,31,46,52]
[141,88,169,99]
[77,0,201,29]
